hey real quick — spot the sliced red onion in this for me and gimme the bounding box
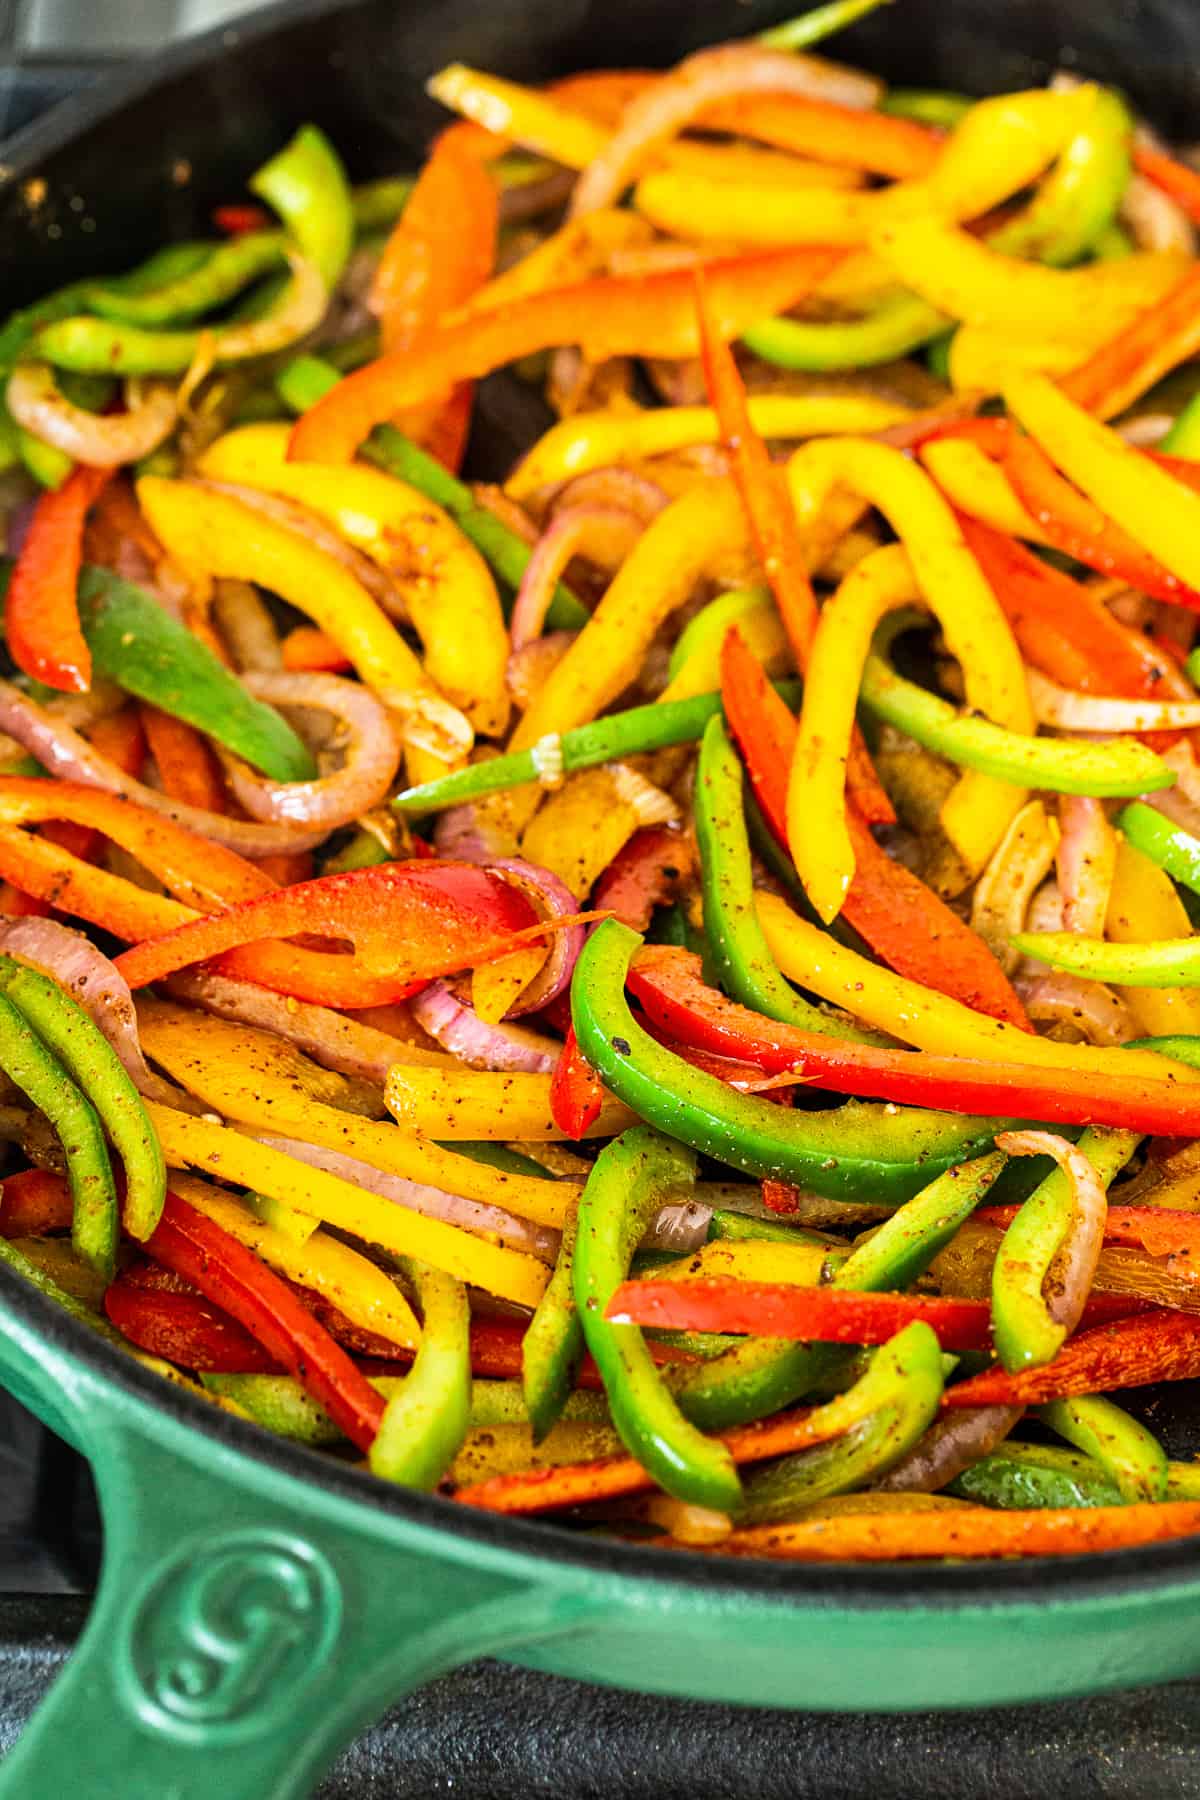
[1015,971,1139,1047]
[0,678,326,858]
[1027,669,1200,732]
[6,496,38,558]
[164,968,436,1086]
[874,1406,1025,1494]
[211,579,283,672]
[510,505,645,650]
[506,631,577,709]
[1117,412,1175,448]
[433,800,518,862]
[7,362,177,468]
[410,978,560,1072]
[212,251,329,362]
[995,1130,1108,1340]
[0,917,187,1107]
[486,857,586,1015]
[570,43,879,217]
[553,467,671,521]
[644,1200,713,1253]
[499,166,576,224]
[220,671,401,829]
[253,1133,560,1263]
[1056,795,1117,939]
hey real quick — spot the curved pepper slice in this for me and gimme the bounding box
[572,920,1013,1205]
[573,1126,741,1513]
[943,1310,1200,1411]
[1038,1394,1167,1503]
[1060,262,1200,420]
[549,1026,605,1140]
[5,465,110,693]
[608,1282,995,1351]
[105,1271,279,1374]
[369,1258,471,1489]
[249,122,353,291]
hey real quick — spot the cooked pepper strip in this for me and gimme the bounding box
[1060,264,1200,421]
[950,1440,1200,1510]
[1037,1395,1168,1504]
[744,292,948,373]
[696,716,864,1037]
[138,706,225,813]
[988,85,1132,266]
[572,921,1012,1204]
[0,992,117,1280]
[1012,928,1200,990]
[1103,837,1200,1040]
[609,1282,996,1351]
[549,1027,605,1140]
[991,1128,1139,1374]
[5,466,110,692]
[249,123,353,290]
[384,1062,633,1141]
[720,629,1032,1027]
[522,1201,582,1442]
[573,1127,741,1513]
[0,955,164,1242]
[368,1258,470,1488]
[147,1191,384,1451]
[287,247,842,464]
[105,1273,279,1374]
[1118,802,1200,898]
[275,352,588,631]
[944,1310,1200,1410]
[86,231,286,327]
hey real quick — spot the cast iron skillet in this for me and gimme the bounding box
[3,2,1200,1793]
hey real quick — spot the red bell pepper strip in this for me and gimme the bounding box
[146,1190,385,1451]
[5,465,112,693]
[981,1202,1200,1261]
[1060,262,1200,420]
[762,1179,802,1215]
[288,246,842,463]
[719,629,1031,1028]
[628,942,1200,1135]
[943,1309,1200,1409]
[638,1021,795,1101]
[138,705,227,815]
[105,1271,280,1374]
[0,1167,73,1236]
[549,1024,606,1139]
[693,270,894,827]
[112,860,593,1006]
[608,1279,997,1350]
[369,129,498,471]
[591,825,692,932]
[213,202,273,236]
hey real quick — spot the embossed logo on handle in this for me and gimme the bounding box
[120,1530,342,1744]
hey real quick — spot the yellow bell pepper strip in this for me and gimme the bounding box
[135,477,470,768]
[754,888,1199,1084]
[0,991,117,1280]
[133,1003,576,1229]
[286,247,842,465]
[662,590,788,704]
[784,441,1033,877]
[860,641,1172,795]
[1004,371,1200,596]
[369,1257,471,1489]
[428,64,609,170]
[168,1171,420,1351]
[198,423,511,737]
[882,88,971,129]
[1038,1395,1168,1504]
[987,84,1132,267]
[248,123,354,290]
[520,766,643,899]
[504,395,913,502]
[384,1062,636,1141]
[1105,837,1200,1039]
[633,85,1101,246]
[146,1103,550,1309]
[919,438,1048,542]
[969,800,1059,975]
[1059,263,1200,421]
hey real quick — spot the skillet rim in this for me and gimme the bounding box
[1,0,1199,1614]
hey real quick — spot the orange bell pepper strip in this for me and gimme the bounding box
[147,1191,385,1452]
[0,1167,74,1236]
[549,1024,606,1139]
[41,706,147,863]
[689,1500,1200,1561]
[720,628,1031,1028]
[287,246,842,463]
[1131,142,1200,219]
[692,269,893,827]
[1060,261,1200,419]
[5,465,112,693]
[699,93,943,180]
[981,1202,1200,1262]
[369,129,498,470]
[138,705,227,814]
[0,829,190,940]
[280,625,353,673]
[943,1309,1200,1410]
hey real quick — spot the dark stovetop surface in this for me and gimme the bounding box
[3,49,1200,1800]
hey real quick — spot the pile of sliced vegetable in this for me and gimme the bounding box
[14,0,1200,1564]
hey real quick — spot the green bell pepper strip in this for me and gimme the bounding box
[1164,393,1200,458]
[249,123,353,290]
[394,682,802,816]
[28,562,315,782]
[0,955,165,1244]
[696,714,872,1039]
[573,920,1018,1204]
[1092,222,1134,260]
[0,244,209,381]
[646,901,708,958]
[521,1200,582,1442]
[991,1127,1140,1374]
[443,1139,557,1180]
[85,231,287,327]
[321,828,394,874]
[0,992,117,1281]
[573,1126,742,1512]
[1125,1034,1200,1070]
[949,1440,1200,1509]
[1037,1395,1168,1503]
[743,291,950,373]
[988,87,1132,268]
[0,1233,133,1346]
[668,588,771,682]
[880,89,973,128]
[0,406,19,474]
[1118,801,1200,898]
[275,351,589,631]
[668,1148,1006,1433]
[860,650,1173,795]
[736,1321,944,1525]
[351,176,415,233]
[368,1257,471,1489]
[1011,929,1200,988]
[758,0,891,50]
[16,428,72,491]
[707,1210,834,1247]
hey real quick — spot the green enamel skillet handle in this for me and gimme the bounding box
[0,1287,603,1800]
